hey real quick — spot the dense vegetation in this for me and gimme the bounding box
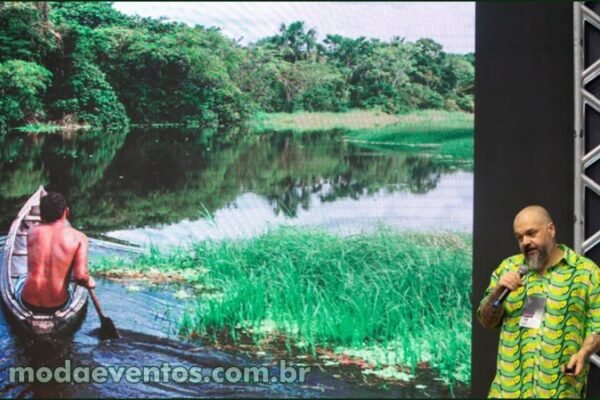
[91,228,472,388]
[0,4,474,388]
[0,2,474,135]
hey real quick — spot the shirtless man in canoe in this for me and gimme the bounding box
[20,191,95,313]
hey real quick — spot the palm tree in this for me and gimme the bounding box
[274,21,318,62]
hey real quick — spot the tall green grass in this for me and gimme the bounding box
[251,110,473,165]
[346,110,473,164]
[92,227,472,386]
[251,109,404,133]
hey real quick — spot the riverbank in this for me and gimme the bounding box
[251,110,473,164]
[251,109,470,132]
[14,121,91,135]
[90,227,472,388]
[251,109,406,132]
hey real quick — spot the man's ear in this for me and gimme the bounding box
[64,207,70,219]
[548,222,556,238]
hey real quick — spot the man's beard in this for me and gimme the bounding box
[524,246,549,271]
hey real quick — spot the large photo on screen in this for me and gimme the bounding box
[0,2,474,397]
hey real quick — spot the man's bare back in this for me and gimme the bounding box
[21,192,95,309]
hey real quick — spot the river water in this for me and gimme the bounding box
[0,126,472,397]
[0,244,465,398]
[104,171,472,248]
[0,127,472,238]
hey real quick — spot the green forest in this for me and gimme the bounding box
[0,3,475,389]
[0,1,474,136]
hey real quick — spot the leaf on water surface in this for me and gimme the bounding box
[362,366,413,382]
[174,289,191,299]
[126,284,142,292]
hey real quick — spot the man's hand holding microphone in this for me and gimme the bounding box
[492,265,528,308]
[478,265,527,329]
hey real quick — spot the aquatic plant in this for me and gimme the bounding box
[92,227,472,387]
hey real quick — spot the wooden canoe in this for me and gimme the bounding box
[0,186,88,336]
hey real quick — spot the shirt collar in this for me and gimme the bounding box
[548,244,576,271]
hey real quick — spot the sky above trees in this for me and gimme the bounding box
[113,2,474,54]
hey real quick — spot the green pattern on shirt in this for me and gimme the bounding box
[478,244,600,398]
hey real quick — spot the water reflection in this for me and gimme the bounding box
[41,126,129,194]
[106,172,472,247]
[0,131,47,199]
[0,127,470,236]
[0,118,473,397]
[0,125,129,229]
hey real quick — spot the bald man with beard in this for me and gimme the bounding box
[477,206,600,398]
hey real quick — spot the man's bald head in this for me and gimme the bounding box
[513,205,556,271]
[514,205,553,228]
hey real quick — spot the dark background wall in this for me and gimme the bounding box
[472,2,575,397]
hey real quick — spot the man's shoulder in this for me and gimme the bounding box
[28,223,42,236]
[28,224,51,239]
[559,245,600,284]
[61,226,88,243]
[561,244,599,270]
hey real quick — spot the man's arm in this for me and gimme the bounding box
[477,286,506,329]
[564,264,600,376]
[564,333,600,376]
[581,265,600,360]
[477,264,523,330]
[72,233,95,289]
[581,333,600,358]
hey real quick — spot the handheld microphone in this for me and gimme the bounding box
[492,264,529,308]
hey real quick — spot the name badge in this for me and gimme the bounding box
[519,296,546,329]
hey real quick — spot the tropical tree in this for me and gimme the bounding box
[441,54,474,111]
[349,43,416,112]
[49,1,130,30]
[0,2,59,63]
[235,46,283,112]
[257,21,319,62]
[322,34,376,71]
[86,24,250,130]
[0,60,53,128]
[52,60,128,127]
[407,38,446,93]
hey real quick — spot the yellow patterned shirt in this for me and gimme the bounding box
[478,244,600,398]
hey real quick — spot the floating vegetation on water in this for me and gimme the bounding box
[91,250,210,283]
[126,284,142,292]
[363,366,413,382]
[91,227,472,389]
[173,289,192,299]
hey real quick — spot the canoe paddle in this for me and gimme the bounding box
[87,288,120,340]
